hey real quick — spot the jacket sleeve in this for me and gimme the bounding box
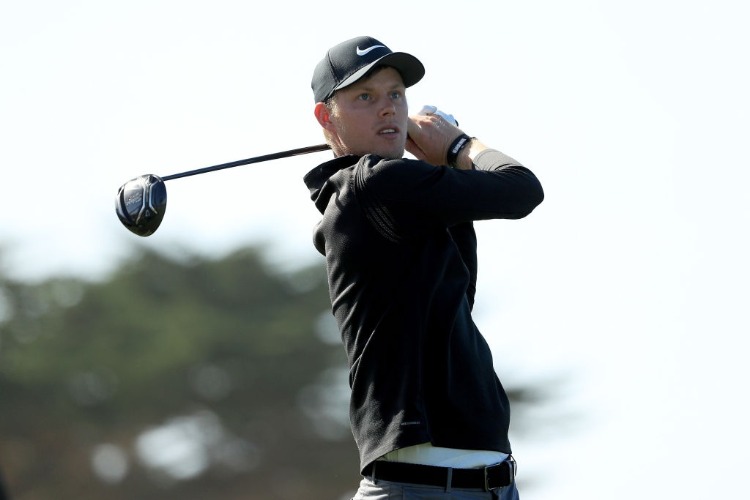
[363,150,544,230]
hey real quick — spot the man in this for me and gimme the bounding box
[303,36,544,499]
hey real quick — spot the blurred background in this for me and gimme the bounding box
[2,1,749,499]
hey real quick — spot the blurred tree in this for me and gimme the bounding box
[1,247,358,500]
[0,246,565,500]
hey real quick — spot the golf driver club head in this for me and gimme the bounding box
[115,174,167,237]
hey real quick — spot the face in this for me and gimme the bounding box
[315,67,409,159]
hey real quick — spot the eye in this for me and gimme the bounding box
[390,90,403,100]
[357,92,371,102]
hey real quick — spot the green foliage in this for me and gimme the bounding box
[0,248,357,500]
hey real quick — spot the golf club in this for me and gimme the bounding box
[115,143,331,237]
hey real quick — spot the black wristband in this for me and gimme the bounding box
[446,134,472,168]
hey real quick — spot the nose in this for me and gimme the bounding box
[379,97,396,117]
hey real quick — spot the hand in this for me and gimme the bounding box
[406,113,466,167]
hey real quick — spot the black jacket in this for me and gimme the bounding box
[303,149,544,472]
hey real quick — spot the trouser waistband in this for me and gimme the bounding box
[362,456,516,491]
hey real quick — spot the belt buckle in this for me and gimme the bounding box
[483,465,492,491]
[483,463,501,491]
[483,457,516,491]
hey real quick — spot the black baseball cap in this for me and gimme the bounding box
[311,36,425,103]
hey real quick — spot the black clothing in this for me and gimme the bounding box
[303,149,543,472]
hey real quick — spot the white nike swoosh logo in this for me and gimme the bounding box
[356,45,385,56]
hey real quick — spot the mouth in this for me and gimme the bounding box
[377,126,400,137]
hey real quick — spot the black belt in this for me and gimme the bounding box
[362,456,516,491]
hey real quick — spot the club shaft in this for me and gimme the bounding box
[161,144,331,181]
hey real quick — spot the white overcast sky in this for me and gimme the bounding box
[2,1,749,498]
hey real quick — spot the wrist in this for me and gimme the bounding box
[446,134,473,168]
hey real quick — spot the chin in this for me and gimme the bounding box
[378,144,406,159]
[348,147,404,160]
[344,139,405,159]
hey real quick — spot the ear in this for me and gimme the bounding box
[314,102,334,131]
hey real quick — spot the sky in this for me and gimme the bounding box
[2,0,749,498]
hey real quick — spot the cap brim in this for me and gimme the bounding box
[334,52,425,94]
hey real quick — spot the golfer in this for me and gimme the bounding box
[303,36,544,499]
